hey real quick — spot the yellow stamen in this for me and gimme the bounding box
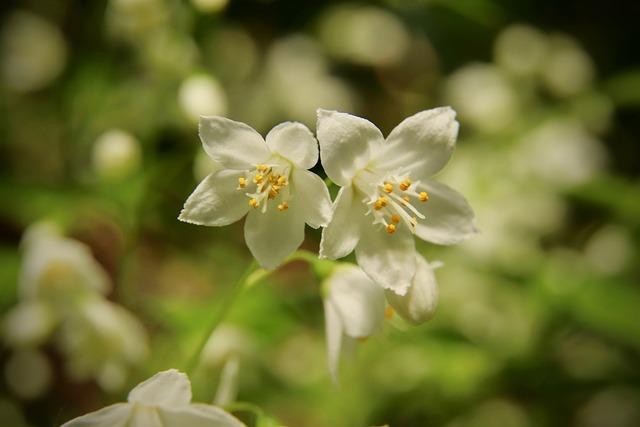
[419,191,429,202]
[383,182,393,193]
[357,337,368,343]
[249,198,259,208]
[390,214,401,224]
[268,187,279,199]
[399,180,411,191]
[238,177,247,188]
[277,202,288,211]
[374,196,388,210]
[253,174,264,184]
[386,223,396,234]
[277,176,287,186]
[256,164,269,173]
[384,306,394,320]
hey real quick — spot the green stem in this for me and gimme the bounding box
[186,260,258,375]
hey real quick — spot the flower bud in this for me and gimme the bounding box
[385,255,438,325]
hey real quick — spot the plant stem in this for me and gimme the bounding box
[185,260,258,375]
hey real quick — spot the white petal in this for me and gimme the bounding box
[3,301,56,347]
[326,265,385,338]
[319,186,366,259]
[199,116,270,170]
[128,407,163,427]
[61,403,132,427]
[385,255,438,325]
[355,222,416,295]
[178,171,250,227]
[265,122,318,169]
[128,369,191,407]
[323,299,343,384]
[159,404,246,427]
[414,179,477,245]
[243,203,305,270]
[316,109,384,186]
[292,169,332,228]
[372,107,459,180]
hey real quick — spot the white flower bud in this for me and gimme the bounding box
[385,256,439,325]
[92,129,141,180]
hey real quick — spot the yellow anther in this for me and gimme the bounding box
[419,191,429,202]
[238,177,247,188]
[256,164,269,172]
[384,306,394,320]
[277,176,287,186]
[277,202,289,211]
[249,198,259,208]
[390,214,401,224]
[386,223,397,234]
[268,187,279,199]
[383,182,393,193]
[253,174,264,184]
[399,179,411,191]
[357,337,369,343]
[374,196,388,210]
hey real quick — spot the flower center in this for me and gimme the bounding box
[237,163,291,213]
[363,174,429,235]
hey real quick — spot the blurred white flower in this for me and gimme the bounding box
[4,349,52,400]
[265,36,357,126]
[318,108,476,294]
[106,0,168,42]
[583,225,633,276]
[514,120,606,187]
[541,35,594,98]
[3,301,55,348]
[318,4,410,67]
[57,297,149,392]
[0,11,67,92]
[18,224,110,304]
[322,264,385,382]
[93,129,142,180]
[179,75,228,124]
[445,63,519,133]
[62,369,246,427]
[494,24,548,76]
[179,117,332,269]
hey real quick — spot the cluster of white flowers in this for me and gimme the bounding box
[2,223,148,398]
[180,107,477,378]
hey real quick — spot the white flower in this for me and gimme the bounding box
[322,256,441,381]
[179,117,332,269]
[323,264,385,382]
[62,369,246,427]
[317,108,476,295]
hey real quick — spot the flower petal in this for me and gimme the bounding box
[199,116,270,170]
[244,203,305,270]
[128,369,191,407]
[292,169,332,228]
[159,404,246,427]
[385,255,438,325]
[372,107,459,180]
[414,179,477,245]
[317,109,384,186]
[61,403,132,427]
[319,186,366,259]
[128,407,163,427]
[178,170,250,227]
[265,122,318,169]
[323,299,343,384]
[355,222,416,295]
[326,265,385,338]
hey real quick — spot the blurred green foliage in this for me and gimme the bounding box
[0,0,639,426]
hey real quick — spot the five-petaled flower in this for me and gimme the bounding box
[317,107,477,295]
[62,369,245,426]
[179,117,332,270]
